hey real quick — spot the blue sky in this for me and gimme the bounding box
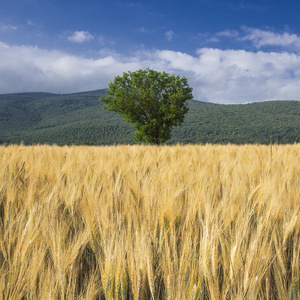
[1,0,300,103]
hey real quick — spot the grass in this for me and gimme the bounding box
[0,144,299,299]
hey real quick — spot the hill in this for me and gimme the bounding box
[0,90,299,145]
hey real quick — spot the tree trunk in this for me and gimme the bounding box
[153,138,161,146]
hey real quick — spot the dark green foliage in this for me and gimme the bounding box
[0,90,135,145]
[0,90,299,145]
[100,69,193,145]
[171,100,300,145]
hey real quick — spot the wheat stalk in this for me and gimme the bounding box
[0,144,299,298]
[137,268,143,300]
[147,257,155,300]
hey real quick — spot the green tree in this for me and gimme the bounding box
[100,68,193,145]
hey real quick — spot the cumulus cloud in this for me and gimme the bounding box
[165,30,174,41]
[190,48,300,103]
[68,31,94,43]
[0,41,139,94]
[216,27,300,51]
[1,41,300,103]
[241,28,300,49]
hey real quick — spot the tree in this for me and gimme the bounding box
[99,68,193,145]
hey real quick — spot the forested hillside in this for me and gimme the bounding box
[0,90,299,145]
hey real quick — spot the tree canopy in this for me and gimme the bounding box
[99,68,193,145]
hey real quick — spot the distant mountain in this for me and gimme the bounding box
[0,90,299,145]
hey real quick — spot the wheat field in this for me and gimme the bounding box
[0,144,299,299]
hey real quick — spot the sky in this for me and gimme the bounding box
[1,0,300,103]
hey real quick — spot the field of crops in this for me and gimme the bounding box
[0,144,299,299]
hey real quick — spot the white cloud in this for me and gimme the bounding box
[214,27,300,51]
[1,41,300,103]
[0,42,139,94]
[165,30,174,42]
[207,37,219,43]
[191,48,300,103]
[0,23,18,31]
[68,31,94,43]
[217,29,240,38]
[241,28,300,49]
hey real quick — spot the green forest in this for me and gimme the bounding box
[0,90,299,145]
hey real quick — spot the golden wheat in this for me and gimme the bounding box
[0,143,299,299]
